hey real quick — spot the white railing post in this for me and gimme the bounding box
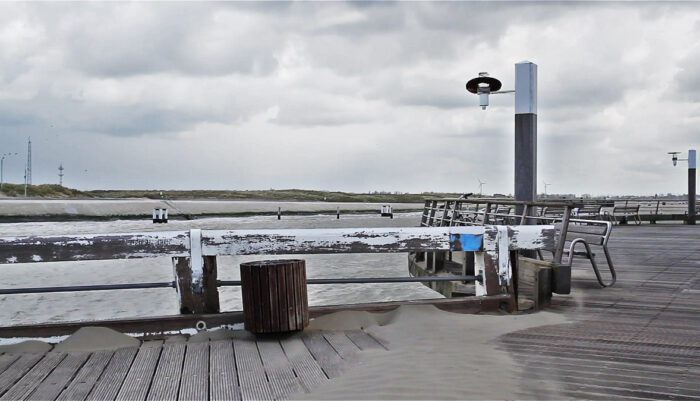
[172,229,219,314]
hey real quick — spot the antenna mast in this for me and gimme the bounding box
[24,137,32,197]
[59,163,64,186]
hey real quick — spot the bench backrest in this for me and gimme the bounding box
[542,206,570,217]
[563,219,612,246]
[578,204,602,214]
[613,205,640,214]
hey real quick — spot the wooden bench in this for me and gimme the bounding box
[575,204,603,220]
[610,204,641,225]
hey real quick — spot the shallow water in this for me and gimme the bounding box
[0,212,443,325]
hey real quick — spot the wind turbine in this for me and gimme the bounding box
[544,182,552,196]
[477,178,486,196]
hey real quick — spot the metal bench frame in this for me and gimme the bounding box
[420,199,617,288]
[609,205,641,225]
[558,219,616,287]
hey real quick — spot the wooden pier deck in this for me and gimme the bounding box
[0,330,386,401]
[501,224,700,400]
[0,224,698,400]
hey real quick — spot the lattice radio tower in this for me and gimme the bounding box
[24,137,32,197]
[59,163,64,186]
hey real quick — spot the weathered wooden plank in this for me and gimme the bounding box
[56,351,114,401]
[203,226,557,255]
[0,352,65,401]
[278,336,328,392]
[0,231,189,264]
[115,342,162,401]
[232,333,274,401]
[209,340,240,401]
[322,331,361,360]
[276,265,289,332]
[0,354,20,376]
[27,352,89,401]
[0,353,46,398]
[203,227,487,255]
[260,267,271,332]
[285,264,296,332]
[178,341,208,401]
[85,347,138,401]
[145,342,185,401]
[268,265,279,332]
[301,332,345,379]
[345,330,386,351]
[231,335,271,400]
[297,262,309,329]
[256,339,304,399]
[1,226,556,265]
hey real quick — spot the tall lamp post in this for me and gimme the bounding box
[668,150,697,225]
[466,61,538,211]
[465,62,538,291]
[1,152,18,191]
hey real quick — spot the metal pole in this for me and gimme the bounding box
[0,281,175,295]
[219,275,481,286]
[514,61,538,218]
[689,149,696,225]
[0,156,4,190]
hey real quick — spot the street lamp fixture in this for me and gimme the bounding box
[668,151,682,167]
[466,72,515,110]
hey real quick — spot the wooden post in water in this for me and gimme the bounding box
[240,259,309,333]
[337,206,340,219]
[278,206,281,220]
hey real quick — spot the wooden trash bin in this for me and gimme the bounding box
[240,259,309,333]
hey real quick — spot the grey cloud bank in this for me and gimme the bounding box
[0,2,698,196]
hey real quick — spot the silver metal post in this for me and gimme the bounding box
[514,61,538,217]
[689,149,696,225]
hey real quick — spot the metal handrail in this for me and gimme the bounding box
[426,198,582,208]
[0,275,483,296]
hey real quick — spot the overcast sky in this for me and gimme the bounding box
[0,2,698,196]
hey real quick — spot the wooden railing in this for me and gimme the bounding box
[0,226,556,316]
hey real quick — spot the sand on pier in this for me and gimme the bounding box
[298,305,569,400]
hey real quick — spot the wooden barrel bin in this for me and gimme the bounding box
[240,259,309,333]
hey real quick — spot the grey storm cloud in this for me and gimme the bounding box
[0,2,698,195]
